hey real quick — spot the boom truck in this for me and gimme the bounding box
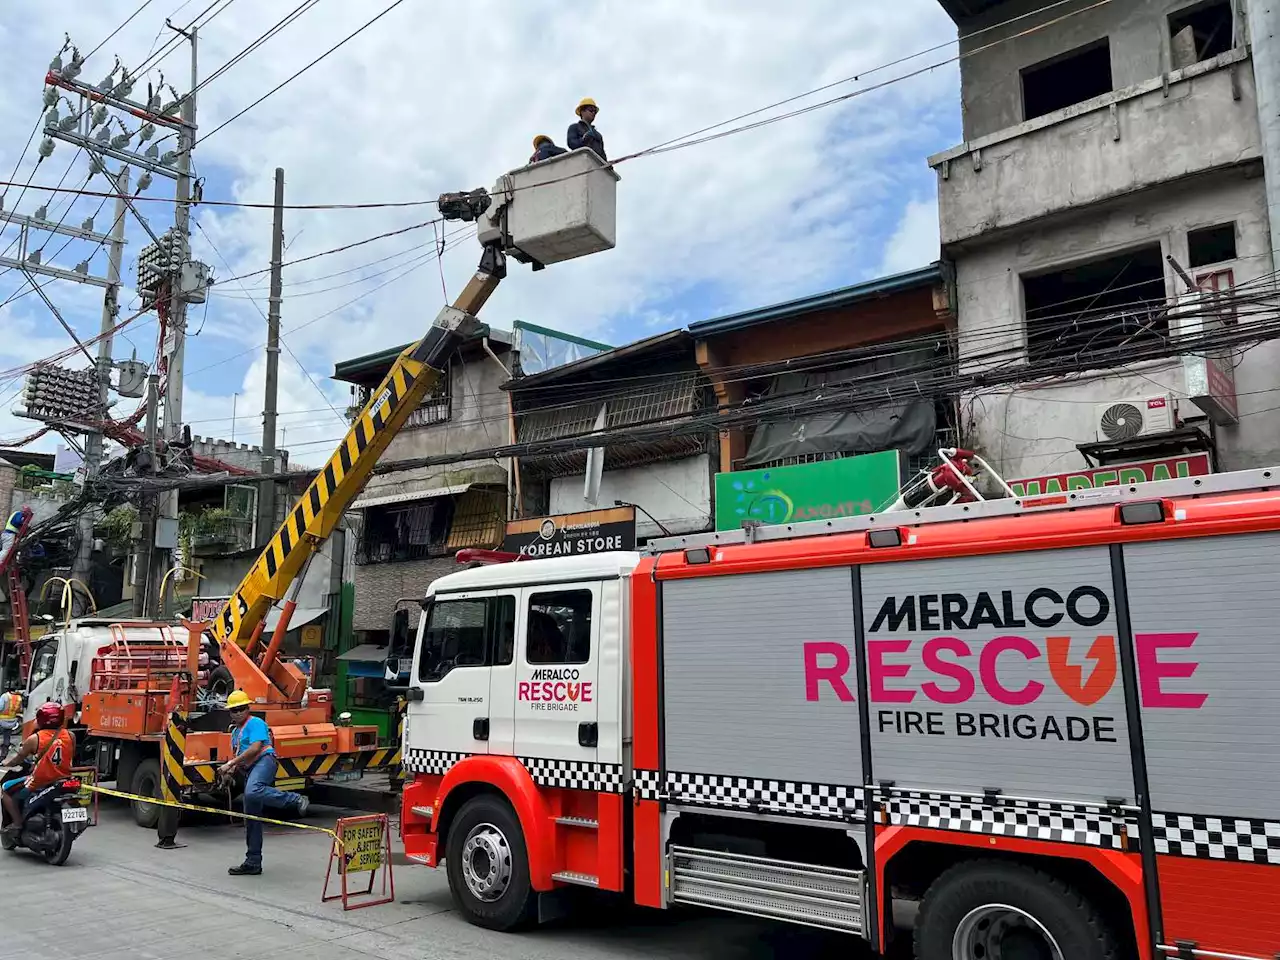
[8,147,621,826]
[396,456,1280,959]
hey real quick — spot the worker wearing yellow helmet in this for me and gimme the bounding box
[529,134,567,165]
[567,97,606,161]
[219,689,309,876]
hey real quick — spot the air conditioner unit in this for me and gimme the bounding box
[1093,395,1175,442]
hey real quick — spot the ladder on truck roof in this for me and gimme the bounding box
[645,459,1280,555]
[0,510,33,677]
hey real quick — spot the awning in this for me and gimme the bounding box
[351,482,474,510]
[263,606,328,630]
[337,643,391,663]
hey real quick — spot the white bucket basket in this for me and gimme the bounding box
[479,148,620,266]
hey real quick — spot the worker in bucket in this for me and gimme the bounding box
[219,690,309,876]
[529,134,567,164]
[0,507,30,573]
[567,97,606,160]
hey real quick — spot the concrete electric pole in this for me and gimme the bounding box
[72,166,130,595]
[256,167,285,548]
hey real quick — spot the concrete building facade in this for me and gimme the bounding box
[931,0,1280,481]
[332,330,514,633]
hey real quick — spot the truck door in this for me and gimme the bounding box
[24,637,62,720]
[409,594,495,759]
[513,583,600,768]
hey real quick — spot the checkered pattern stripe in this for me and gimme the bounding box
[519,757,626,794]
[402,749,625,793]
[1153,811,1280,864]
[635,769,864,822]
[402,748,470,776]
[634,769,661,800]
[883,789,1137,850]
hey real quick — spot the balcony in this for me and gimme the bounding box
[929,48,1259,247]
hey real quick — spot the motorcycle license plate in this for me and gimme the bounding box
[61,807,88,824]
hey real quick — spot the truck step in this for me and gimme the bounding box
[669,845,865,935]
[551,870,599,888]
[410,805,434,819]
[554,816,598,829]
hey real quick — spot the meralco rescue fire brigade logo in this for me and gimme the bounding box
[519,668,593,712]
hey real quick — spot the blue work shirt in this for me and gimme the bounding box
[231,715,275,759]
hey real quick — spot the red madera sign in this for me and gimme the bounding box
[1008,453,1212,498]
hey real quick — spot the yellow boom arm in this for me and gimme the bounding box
[212,255,504,650]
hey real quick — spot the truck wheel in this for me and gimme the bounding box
[914,861,1119,960]
[444,795,537,931]
[131,758,162,829]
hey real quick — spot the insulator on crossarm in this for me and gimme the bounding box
[43,86,57,108]
[136,171,153,193]
[137,122,155,144]
[91,105,108,130]
[38,137,54,159]
[33,205,47,221]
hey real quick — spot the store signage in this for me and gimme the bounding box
[1008,453,1211,498]
[1184,351,1239,425]
[504,505,636,557]
[190,596,230,622]
[714,450,903,531]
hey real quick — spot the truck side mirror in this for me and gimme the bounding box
[390,608,411,657]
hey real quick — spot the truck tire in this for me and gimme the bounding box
[444,795,537,932]
[915,861,1119,960]
[206,665,234,697]
[130,758,162,829]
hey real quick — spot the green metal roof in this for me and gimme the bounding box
[688,263,942,338]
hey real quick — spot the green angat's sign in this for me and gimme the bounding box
[714,451,903,531]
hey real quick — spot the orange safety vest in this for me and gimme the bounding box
[26,729,73,790]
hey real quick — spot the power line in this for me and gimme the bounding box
[192,0,411,147]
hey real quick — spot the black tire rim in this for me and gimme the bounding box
[952,904,1065,960]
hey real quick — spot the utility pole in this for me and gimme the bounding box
[132,372,160,617]
[155,23,198,593]
[72,167,130,598]
[257,168,285,547]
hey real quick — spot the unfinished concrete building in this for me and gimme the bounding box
[931,0,1280,482]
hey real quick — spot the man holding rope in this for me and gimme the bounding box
[219,690,309,876]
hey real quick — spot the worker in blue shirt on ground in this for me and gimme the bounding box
[567,97,606,160]
[529,134,567,164]
[219,690,308,876]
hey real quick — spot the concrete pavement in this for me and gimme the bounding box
[0,799,890,960]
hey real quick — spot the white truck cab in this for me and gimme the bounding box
[23,619,174,726]
[406,552,639,788]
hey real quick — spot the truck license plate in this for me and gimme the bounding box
[330,770,362,782]
[61,807,88,823]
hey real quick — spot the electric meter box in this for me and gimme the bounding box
[480,148,619,265]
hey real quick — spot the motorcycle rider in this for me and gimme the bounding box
[1,703,74,840]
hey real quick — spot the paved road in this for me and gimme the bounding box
[0,799,904,960]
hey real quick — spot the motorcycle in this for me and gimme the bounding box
[0,764,88,865]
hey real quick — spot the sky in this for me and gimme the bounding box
[0,0,960,467]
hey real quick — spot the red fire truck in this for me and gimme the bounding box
[399,466,1280,959]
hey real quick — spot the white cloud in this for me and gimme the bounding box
[880,195,941,276]
[0,0,959,462]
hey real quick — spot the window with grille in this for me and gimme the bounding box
[355,497,455,564]
[405,362,452,428]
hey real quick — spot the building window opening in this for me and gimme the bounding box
[405,361,452,428]
[355,497,455,564]
[1187,222,1237,268]
[1023,245,1168,364]
[1170,1,1233,69]
[1021,39,1112,121]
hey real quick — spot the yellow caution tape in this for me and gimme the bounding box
[83,784,344,849]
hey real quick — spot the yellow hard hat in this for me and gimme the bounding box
[226,690,251,709]
[533,134,552,149]
[575,97,598,116]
